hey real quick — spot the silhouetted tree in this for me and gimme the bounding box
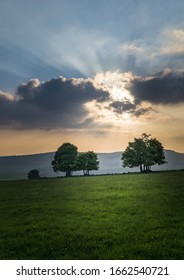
[121,133,166,172]
[52,143,78,177]
[27,169,41,179]
[75,151,99,175]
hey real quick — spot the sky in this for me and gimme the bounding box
[0,0,184,155]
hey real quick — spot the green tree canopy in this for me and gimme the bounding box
[121,133,166,172]
[75,151,99,175]
[52,143,78,177]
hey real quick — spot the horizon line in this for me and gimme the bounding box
[0,148,183,158]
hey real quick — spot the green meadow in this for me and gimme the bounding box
[0,171,184,260]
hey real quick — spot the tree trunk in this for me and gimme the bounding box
[66,170,71,177]
[140,164,143,172]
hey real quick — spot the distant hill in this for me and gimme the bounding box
[0,150,184,180]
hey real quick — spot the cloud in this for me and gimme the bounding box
[110,100,136,114]
[1,68,183,131]
[109,100,153,118]
[129,69,184,104]
[0,76,109,129]
[133,107,153,117]
[112,28,184,75]
[93,71,154,118]
[160,29,184,55]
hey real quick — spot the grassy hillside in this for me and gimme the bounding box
[0,171,184,259]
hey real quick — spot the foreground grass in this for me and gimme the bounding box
[0,171,184,260]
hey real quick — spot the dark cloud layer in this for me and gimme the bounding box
[1,69,184,130]
[0,77,109,129]
[109,100,152,117]
[129,70,184,104]
[110,100,136,114]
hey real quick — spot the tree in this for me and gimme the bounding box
[27,169,41,179]
[52,143,78,177]
[121,133,166,172]
[75,151,99,175]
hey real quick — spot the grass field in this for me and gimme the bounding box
[0,171,184,260]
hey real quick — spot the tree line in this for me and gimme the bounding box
[52,143,99,177]
[28,133,166,179]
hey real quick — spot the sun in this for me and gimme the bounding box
[83,71,136,126]
[93,71,135,101]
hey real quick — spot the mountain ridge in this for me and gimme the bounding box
[0,149,184,180]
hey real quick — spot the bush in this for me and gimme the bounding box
[27,169,41,180]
